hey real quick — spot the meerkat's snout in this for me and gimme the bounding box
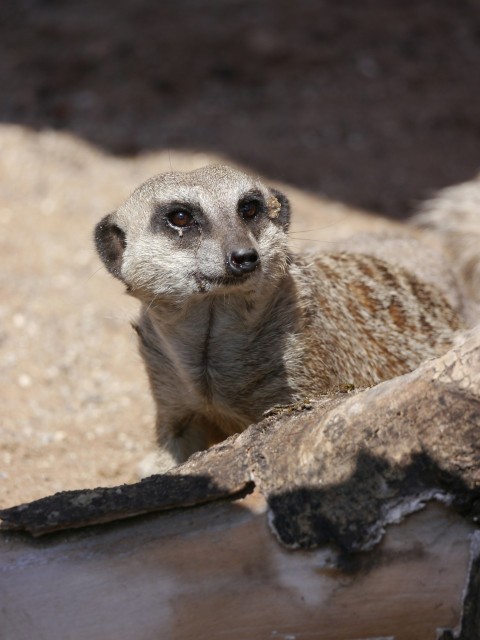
[226,247,260,277]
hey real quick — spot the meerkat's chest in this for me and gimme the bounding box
[156,302,299,421]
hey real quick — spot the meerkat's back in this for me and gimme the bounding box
[290,251,461,394]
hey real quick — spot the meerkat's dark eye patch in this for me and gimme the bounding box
[238,192,264,221]
[151,203,200,233]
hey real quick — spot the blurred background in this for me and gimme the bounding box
[2,0,480,218]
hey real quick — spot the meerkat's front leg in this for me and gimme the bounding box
[138,414,211,477]
[157,418,211,470]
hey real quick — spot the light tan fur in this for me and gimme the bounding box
[95,165,462,471]
[412,174,480,327]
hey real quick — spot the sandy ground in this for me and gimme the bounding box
[1,0,480,509]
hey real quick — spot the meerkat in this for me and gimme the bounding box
[94,165,461,472]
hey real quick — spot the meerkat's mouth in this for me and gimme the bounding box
[194,272,254,293]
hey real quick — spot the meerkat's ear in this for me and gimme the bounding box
[268,188,291,231]
[94,213,126,280]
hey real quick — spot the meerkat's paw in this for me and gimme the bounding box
[136,450,178,479]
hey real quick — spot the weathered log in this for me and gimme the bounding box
[2,327,479,548]
[0,495,477,640]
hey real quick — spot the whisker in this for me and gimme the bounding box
[86,265,106,282]
[288,238,343,245]
[288,229,324,235]
[288,217,348,234]
[144,292,161,315]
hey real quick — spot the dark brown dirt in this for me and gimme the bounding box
[2,0,480,217]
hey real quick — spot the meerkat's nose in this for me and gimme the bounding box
[227,248,260,276]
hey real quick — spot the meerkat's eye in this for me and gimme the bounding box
[167,210,194,228]
[239,199,261,220]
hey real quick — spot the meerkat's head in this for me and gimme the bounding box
[94,165,291,304]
